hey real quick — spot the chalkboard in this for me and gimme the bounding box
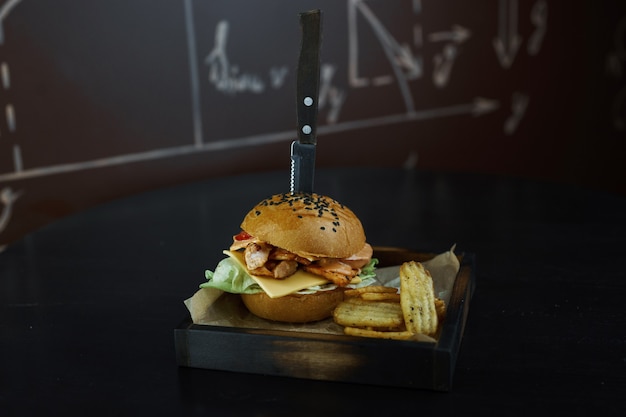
[1,0,625,248]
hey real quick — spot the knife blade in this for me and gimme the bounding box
[290,9,322,195]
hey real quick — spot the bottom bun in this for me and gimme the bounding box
[241,289,345,323]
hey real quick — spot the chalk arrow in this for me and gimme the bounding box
[395,43,422,78]
[373,19,421,78]
[493,36,522,68]
[317,96,501,137]
[493,0,522,68]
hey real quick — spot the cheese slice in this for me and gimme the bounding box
[223,250,329,298]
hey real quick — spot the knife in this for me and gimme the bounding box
[290,9,322,195]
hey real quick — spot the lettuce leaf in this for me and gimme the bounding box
[358,257,378,282]
[200,257,263,294]
[201,256,379,295]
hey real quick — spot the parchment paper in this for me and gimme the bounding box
[184,246,460,339]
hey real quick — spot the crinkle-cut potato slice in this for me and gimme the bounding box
[434,297,447,322]
[343,327,415,340]
[344,286,398,297]
[399,261,438,336]
[333,297,404,329]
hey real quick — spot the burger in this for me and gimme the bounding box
[200,192,377,323]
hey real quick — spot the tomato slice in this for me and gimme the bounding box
[234,230,252,241]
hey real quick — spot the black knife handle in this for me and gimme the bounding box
[297,9,321,145]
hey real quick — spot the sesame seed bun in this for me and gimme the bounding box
[240,193,366,259]
[241,288,346,323]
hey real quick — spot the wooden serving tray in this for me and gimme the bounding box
[174,247,475,391]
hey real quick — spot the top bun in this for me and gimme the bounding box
[240,193,366,259]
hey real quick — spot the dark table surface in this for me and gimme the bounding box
[1,167,625,416]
